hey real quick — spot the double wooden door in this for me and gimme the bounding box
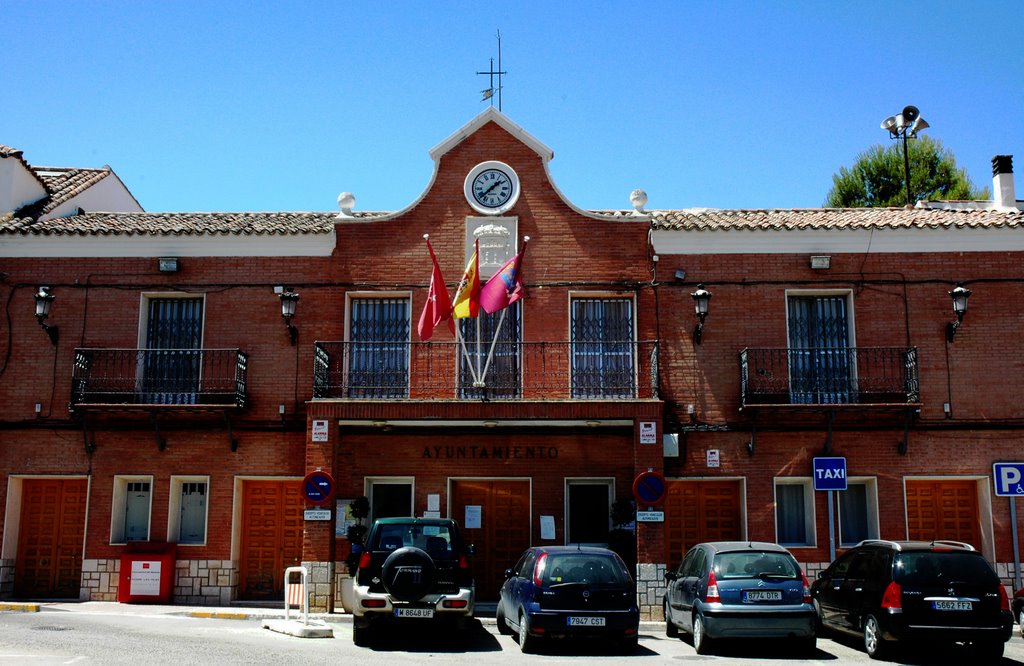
[450,479,530,601]
[664,480,742,571]
[239,480,304,599]
[906,480,981,547]
[16,478,87,598]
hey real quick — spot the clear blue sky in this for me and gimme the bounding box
[5,1,1022,213]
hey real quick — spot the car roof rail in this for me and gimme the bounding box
[930,539,975,551]
[855,539,903,550]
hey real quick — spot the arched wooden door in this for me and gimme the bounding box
[16,478,87,599]
[239,480,304,600]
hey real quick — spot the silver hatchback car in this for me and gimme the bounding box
[664,541,816,655]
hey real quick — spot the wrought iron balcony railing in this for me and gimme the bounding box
[71,348,248,409]
[740,347,919,407]
[312,340,659,401]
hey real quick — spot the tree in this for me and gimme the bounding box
[825,136,988,208]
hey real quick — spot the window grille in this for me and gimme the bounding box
[570,298,635,398]
[347,298,410,398]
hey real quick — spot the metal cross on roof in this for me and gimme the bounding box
[476,30,506,111]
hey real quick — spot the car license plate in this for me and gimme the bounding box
[566,616,606,626]
[394,607,434,618]
[932,600,972,611]
[743,590,783,602]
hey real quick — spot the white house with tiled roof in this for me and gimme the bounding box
[0,144,142,222]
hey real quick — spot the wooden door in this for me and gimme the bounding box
[239,480,304,599]
[906,480,981,547]
[450,480,530,601]
[664,480,742,571]
[15,478,87,598]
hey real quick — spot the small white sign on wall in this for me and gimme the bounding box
[427,494,440,512]
[311,420,329,442]
[465,505,482,529]
[706,449,720,467]
[540,515,555,540]
[639,421,657,444]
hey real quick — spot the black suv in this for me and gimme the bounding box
[351,517,474,646]
[811,539,1012,660]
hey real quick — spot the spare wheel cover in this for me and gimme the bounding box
[382,547,437,602]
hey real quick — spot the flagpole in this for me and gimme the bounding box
[454,322,480,386]
[474,316,484,387]
[479,307,508,384]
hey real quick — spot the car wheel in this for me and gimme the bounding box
[1019,606,1024,638]
[665,599,678,638]
[692,612,714,655]
[813,599,828,636]
[352,621,372,647]
[381,546,437,602]
[518,612,538,653]
[495,605,513,636]
[863,614,889,660]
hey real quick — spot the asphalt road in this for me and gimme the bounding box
[1,608,1022,665]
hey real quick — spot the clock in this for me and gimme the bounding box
[464,161,520,215]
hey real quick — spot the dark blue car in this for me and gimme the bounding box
[496,546,640,653]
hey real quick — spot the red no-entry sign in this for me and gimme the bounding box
[302,470,336,506]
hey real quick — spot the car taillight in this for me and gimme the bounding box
[533,552,548,587]
[361,599,386,608]
[459,554,470,569]
[881,581,902,609]
[705,570,721,603]
[443,599,468,609]
[801,571,812,603]
[998,585,1010,611]
[358,552,371,569]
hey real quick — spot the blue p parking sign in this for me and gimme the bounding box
[812,457,847,491]
[993,463,1024,497]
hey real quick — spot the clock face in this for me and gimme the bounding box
[472,169,513,208]
[464,161,520,215]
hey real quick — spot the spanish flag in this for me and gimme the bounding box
[452,240,480,319]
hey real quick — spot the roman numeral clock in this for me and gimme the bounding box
[465,161,520,216]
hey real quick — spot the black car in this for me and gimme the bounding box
[1013,586,1024,638]
[496,546,640,653]
[812,539,1013,660]
[351,517,474,646]
[664,541,816,655]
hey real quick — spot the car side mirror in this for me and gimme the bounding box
[504,568,514,580]
[817,571,826,579]
[467,544,475,556]
[665,571,677,581]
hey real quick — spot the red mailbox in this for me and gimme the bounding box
[117,542,177,603]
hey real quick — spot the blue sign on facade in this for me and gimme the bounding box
[993,463,1024,497]
[812,457,847,491]
[302,470,336,505]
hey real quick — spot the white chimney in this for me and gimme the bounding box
[992,155,1017,210]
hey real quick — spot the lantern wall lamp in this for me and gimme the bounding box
[690,283,712,345]
[946,282,971,343]
[34,286,59,346]
[279,288,300,345]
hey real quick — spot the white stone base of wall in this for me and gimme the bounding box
[302,561,335,613]
[636,562,667,621]
[175,560,238,606]
[81,559,120,601]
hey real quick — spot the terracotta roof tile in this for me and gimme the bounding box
[646,207,1024,230]
[32,166,113,213]
[0,211,385,236]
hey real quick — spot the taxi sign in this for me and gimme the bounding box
[812,457,847,491]
[302,470,336,506]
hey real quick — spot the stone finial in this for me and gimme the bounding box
[337,192,355,218]
[630,189,648,214]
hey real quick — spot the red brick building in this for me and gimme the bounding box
[1,110,1022,618]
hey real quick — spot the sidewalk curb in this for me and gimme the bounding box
[0,602,40,613]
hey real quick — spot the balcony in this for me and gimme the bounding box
[740,347,919,408]
[71,348,248,409]
[312,340,659,401]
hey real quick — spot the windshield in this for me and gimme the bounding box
[894,551,998,585]
[374,523,456,556]
[542,553,630,587]
[714,551,799,579]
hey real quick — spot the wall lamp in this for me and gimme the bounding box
[279,288,300,345]
[946,282,971,342]
[34,286,59,346]
[690,283,712,344]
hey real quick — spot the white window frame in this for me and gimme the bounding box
[564,477,614,546]
[365,476,415,522]
[110,475,154,544]
[773,477,816,548]
[344,292,412,398]
[137,292,207,348]
[837,476,879,547]
[167,475,210,546]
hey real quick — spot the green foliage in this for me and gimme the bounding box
[825,136,989,208]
